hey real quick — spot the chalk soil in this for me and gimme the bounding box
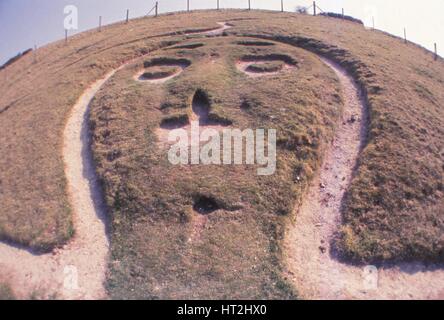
[284,57,444,300]
[0,74,112,299]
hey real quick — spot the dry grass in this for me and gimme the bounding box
[139,66,179,80]
[0,9,442,297]
[246,61,285,73]
[90,36,341,299]
[0,283,15,300]
[228,15,444,263]
[0,12,221,251]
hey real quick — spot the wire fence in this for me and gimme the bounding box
[2,0,440,67]
[145,1,320,17]
[137,0,438,60]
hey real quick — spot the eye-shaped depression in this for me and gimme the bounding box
[134,58,191,84]
[236,54,297,77]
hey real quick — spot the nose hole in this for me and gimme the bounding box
[193,196,220,215]
[192,89,210,124]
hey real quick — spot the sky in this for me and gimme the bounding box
[0,0,443,65]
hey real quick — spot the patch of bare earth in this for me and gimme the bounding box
[284,57,444,300]
[201,22,232,36]
[156,89,230,147]
[0,73,113,299]
[0,22,233,298]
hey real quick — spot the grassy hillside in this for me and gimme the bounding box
[0,12,221,250]
[89,36,341,298]
[0,283,15,300]
[0,9,442,284]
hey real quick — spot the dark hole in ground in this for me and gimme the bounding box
[192,89,232,127]
[192,89,210,124]
[144,57,191,69]
[208,114,233,126]
[236,40,275,46]
[193,196,220,215]
[169,43,204,50]
[160,115,189,129]
[240,101,252,110]
[140,70,176,81]
[240,97,261,110]
[160,101,174,110]
[240,54,298,66]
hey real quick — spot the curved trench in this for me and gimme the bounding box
[284,57,444,300]
[0,72,115,299]
[0,21,443,300]
[0,22,230,300]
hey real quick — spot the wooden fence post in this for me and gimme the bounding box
[155,2,158,17]
[281,0,284,12]
[248,0,251,10]
[65,29,68,44]
[313,1,316,16]
[435,43,438,60]
[126,9,129,23]
[217,0,220,10]
[404,28,407,43]
[187,0,190,12]
[342,8,344,18]
[99,16,102,32]
[33,45,37,64]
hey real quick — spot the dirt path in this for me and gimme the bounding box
[284,57,444,300]
[201,22,232,36]
[0,22,232,300]
[5,21,441,300]
[0,72,115,299]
